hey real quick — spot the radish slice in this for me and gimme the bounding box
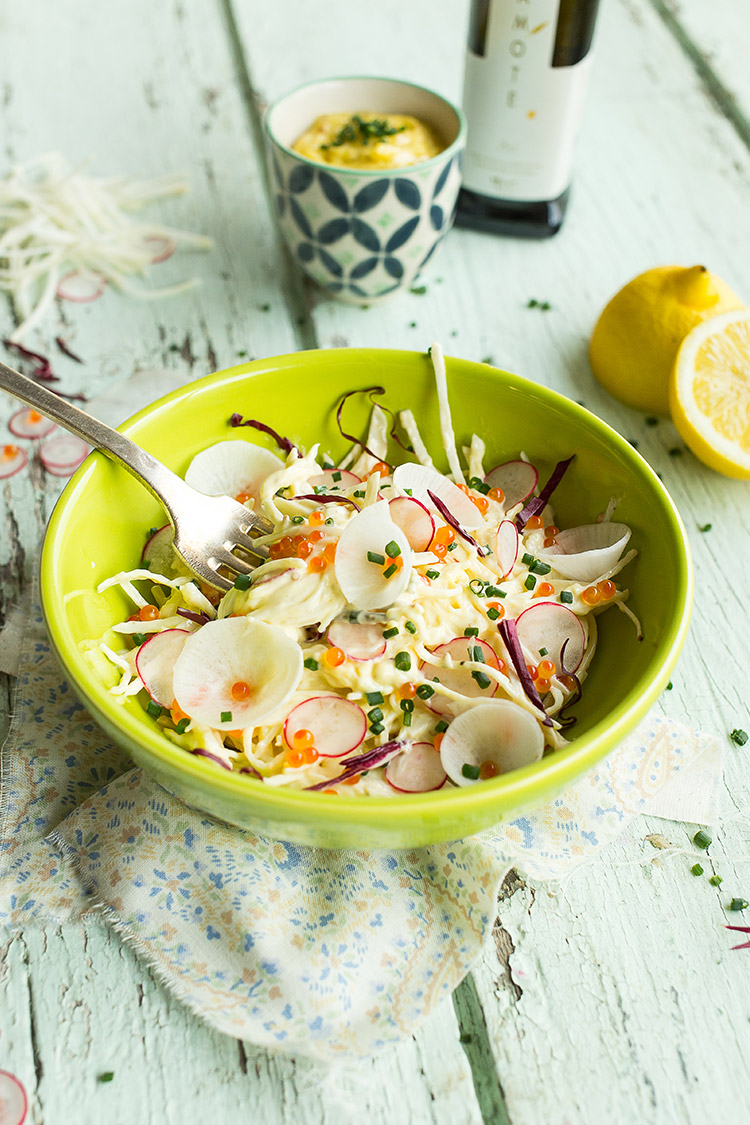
[484,460,538,509]
[136,628,191,706]
[185,440,284,508]
[140,234,176,263]
[388,496,435,551]
[537,522,632,583]
[392,463,483,529]
[283,694,366,758]
[8,409,56,439]
[0,1070,28,1125]
[141,524,179,575]
[385,742,447,792]
[334,500,412,611]
[440,700,544,786]
[0,444,28,479]
[420,636,500,717]
[327,619,386,661]
[494,520,519,578]
[40,434,89,475]
[57,270,107,302]
[308,468,362,490]
[173,617,302,728]
[516,602,586,672]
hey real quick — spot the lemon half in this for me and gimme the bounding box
[670,308,750,479]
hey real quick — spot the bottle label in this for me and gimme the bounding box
[462,0,599,202]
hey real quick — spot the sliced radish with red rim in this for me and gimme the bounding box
[40,434,89,475]
[420,636,500,717]
[388,496,435,551]
[385,742,447,792]
[139,234,176,263]
[334,500,412,611]
[484,460,538,509]
[537,522,631,583]
[440,700,544,786]
[392,463,484,529]
[494,520,519,578]
[327,619,386,661]
[57,270,106,302]
[141,524,179,575]
[283,694,366,758]
[8,409,56,439]
[308,468,362,490]
[135,628,191,707]
[185,439,284,508]
[515,602,585,672]
[0,1069,28,1125]
[0,444,28,479]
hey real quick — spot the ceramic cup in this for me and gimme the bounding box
[264,76,465,305]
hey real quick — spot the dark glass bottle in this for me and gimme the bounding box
[455,0,601,238]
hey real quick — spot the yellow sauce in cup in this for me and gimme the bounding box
[292,113,444,169]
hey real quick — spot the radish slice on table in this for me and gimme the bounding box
[0,1069,28,1125]
[8,409,56,439]
[516,602,586,672]
[392,463,483,529]
[536,522,632,583]
[39,434,89,475]
[440,700,545,786]
[185,440,284,508]
[484,460,538,509]
[284,694,366,758]
[420,636,501,717]
[308,468,362,490]
[0,444,28,479]
[141,524,180,575]
[385,742,447,792]
[136,628,191,707]
[172,617,302,728]
[494,520,519,578]
[139,234,176,263]
[57,270,107,302]
[388,496,435,551]
[334,500,412,611]
[327,619,386,661]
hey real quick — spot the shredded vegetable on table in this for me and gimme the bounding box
[92,344,639,797]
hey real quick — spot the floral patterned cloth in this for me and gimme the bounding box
[0,605,722,1060]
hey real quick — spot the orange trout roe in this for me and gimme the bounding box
[231,680,251,701]
[533,582,555,599]
[398,682,417,700]
[235,491,252,505]
[597,579,616,600]
[309,509,325,525]
[139,604,159,622]
[479,760,498,780]
[288,727,314,750]
[433,732,445,751]
[525,514,544,530]
[537,659,557,679]
[308,556,327,573]
[322,646,346,668]
[366,461,389,479]
[286,749,305,768]
[2,444,20,460]
[582,585,601,606]
[488,487,505,503]
[471,494,489,515]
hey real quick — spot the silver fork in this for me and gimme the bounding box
[0,361,272,591]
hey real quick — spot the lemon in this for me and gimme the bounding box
[589,265,743,414]
[669,308,750,479]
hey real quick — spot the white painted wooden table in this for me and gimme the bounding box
[2,2,750,1121]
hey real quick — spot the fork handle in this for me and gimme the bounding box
[0,360,196,520]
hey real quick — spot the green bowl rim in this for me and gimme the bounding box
[40,348,694,827]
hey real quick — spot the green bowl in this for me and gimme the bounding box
[41,349,693,848]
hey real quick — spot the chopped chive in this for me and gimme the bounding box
[221,711,232,723]
[730,729,749,746]
[426,569,440,580]
[539,647,548,657]
[383,563,398,578]
[367,551,385,565]
[478,481,490,495]
[394,652,411,671]
[698,523,712,533]
[435,720,449,733]
[530,560,551,575]
[368,707,384,722]
[524,574,537,591]
[405,620,417,634]
[142,560,151,571]
[469,579,486,596]
[98,1072,115,1084]
[666,682,673,690]
[234,574,251,591]
[332,471,342,482]
[693,830,711,850]
[146,700,162,719]
[402,711,412,727]
[485,585,504,598]
[729,898,748,911]
[370,722,385,735]
[470,645,484,663]
[560,590,573,604]
[132,632,147,646]
[710,875,723,886]
[487,607,501,620]
[325,517,334,526]
[383,626,399,639]
[385,540,401,558]
[416,684,434,700]
[175,718,190,735]
[464,627,479,637]
[462,763,480,780]
[147,527,159,538]
[400,699,414,713]
[691,863,704,877]
[472,670,491,689]
[353,489,365,498]
[447,543,458,552]
[304,657,319,671]
[366,691,384,705]
[522,552,534,566]
[468,477,482,490]
[404,488,413,496]
[291,515,304,524]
